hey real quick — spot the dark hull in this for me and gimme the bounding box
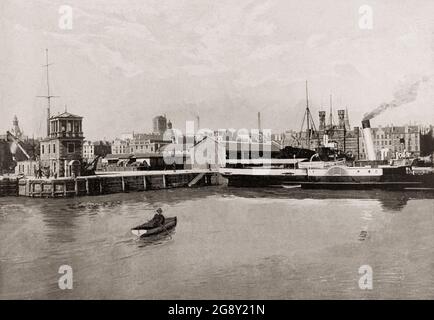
[223,172,434,190]
[131,217,177,237]
[225,175,306,188]
[300,181,425,190]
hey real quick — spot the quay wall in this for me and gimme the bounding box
[17,170,219,198]
[0,177,18,197]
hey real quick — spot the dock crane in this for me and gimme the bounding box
[81,155,102,176]
[6,131,31,161]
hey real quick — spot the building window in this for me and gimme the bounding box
[48,144,51,154]
[53,144,56,153]
[42,145,45,154]
[68,143,75,153]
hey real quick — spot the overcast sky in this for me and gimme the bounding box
[1,0,433,140]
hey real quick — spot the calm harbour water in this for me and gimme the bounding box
[0,186,433,299]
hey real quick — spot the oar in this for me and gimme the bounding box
[158,220,172,239]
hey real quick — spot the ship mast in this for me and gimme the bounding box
[329,93,334,129]
[306,81,310,147]
[299,81,318,149]
[37,49,58,137]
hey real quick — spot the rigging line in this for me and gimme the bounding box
[299,108,307,134]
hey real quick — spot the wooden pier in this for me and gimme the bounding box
[16,169,220,198]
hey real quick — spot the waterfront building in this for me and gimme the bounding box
[102,151,189,171]
[420,125,434,157]
[0,138,13,174]
[291,109,361,159]
[1,116,39,174]
[39,111,84,177]
[358,125,421,160]
[112,116,174,155]
[129,133,171,154]
[285,108,425,161]
[180,136,225,169]
[111,138,131,155]
[112,133,172,155]
[83,140,112,161]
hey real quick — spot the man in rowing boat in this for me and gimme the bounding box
[151,207,165,227]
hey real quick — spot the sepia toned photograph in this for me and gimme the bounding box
[1,0,433,305]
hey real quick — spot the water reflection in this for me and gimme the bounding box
[135,231,176,248]
[378,195,409,211]
[67,200,122,211]
[1,185,434,299]
[223,186,434,212]
[41,207,79,243]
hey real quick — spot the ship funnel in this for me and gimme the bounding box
[362,119,376,161]
[257,112,261,131]
[319,111,326,131]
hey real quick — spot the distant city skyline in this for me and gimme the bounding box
[1,0,433,140]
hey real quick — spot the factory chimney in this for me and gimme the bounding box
[257,112,262,142]
[362,119,376,161]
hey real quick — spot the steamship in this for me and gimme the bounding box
[221,119,434,190]
[220,86,434,190]
[298,120,434,189]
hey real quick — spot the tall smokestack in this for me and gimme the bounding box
[258,112,262,142]
[329,94,333,128]
[257,112,261,131]
[362,119,376,161]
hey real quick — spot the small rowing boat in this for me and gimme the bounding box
[131,216,177,237]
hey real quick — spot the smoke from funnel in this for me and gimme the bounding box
[363,76,429,121]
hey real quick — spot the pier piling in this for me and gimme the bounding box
[14,169,219,198]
